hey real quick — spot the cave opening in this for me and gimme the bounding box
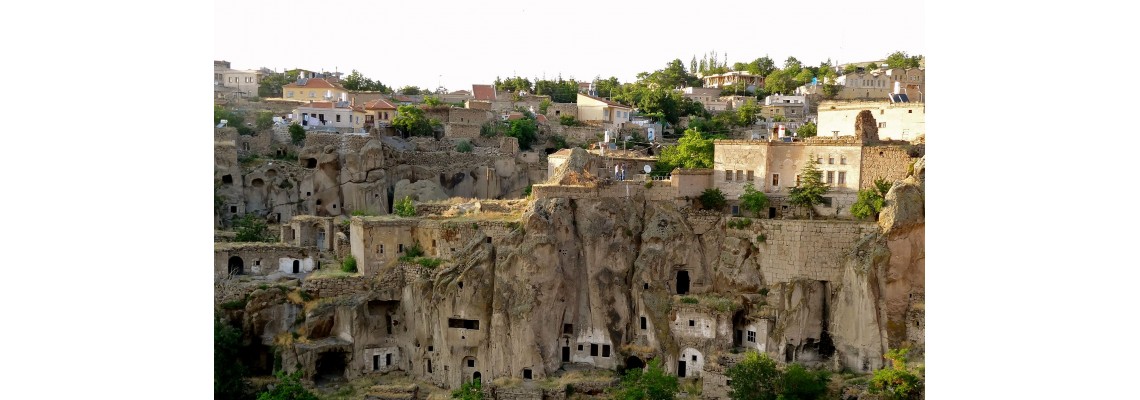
[228,256,243,275]
[625,356,645,370]
[315,351,347,385]
[676,270,690,295]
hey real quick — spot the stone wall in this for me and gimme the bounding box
[544,103,578,120]
[449,108,494,125]
[560,126,603,144]
[859,145,915,190]
[301,275,371,298]
[445,123,482,139]
[746,220,878,283]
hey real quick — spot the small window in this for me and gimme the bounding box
[691,355,697,361]
[398,244,404,253]
[817,156,823,164]
[772,174,780,187]
[523,368,533,379]
[908,109,913,114]
[731,205,740,215]
[736,170,743,181]
[428,346,433,351]
[229,205,237,213]
[563,324,573,334]
[578,344,583,351]
[725,170,733,181]
[379,244,384,254]
[821,197,833,207]
[468,359,475,368]
[826,171,834,184]
[640,316,647,330]
[878,122,886,128]
[747,330,756,342]
[828,156,835,165]
[602,345,611,357]
[590,344,599,356]
[840,156,847,165]
[689,320,695,327]
[747,170,754,181]
[838,171,846,185]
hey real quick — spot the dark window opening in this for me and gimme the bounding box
[305,158,318,168]
[315,352,347,385]
[229,205,237,213]
[468,359,475,368]
[448,318,480,330]
[427,359,432,373]
[386,353,391,366]
[428,346,433,351]
[292,260,300,273]
[562,347,570,362]
[678,361,687,378]
[625,356,645,370]
[602,345,611,357]
[590,344,599,356]
[458,281,463,289]
[486,237,492,244]
[640,316,647,330]
[523,368,532,380]
[643,283,649,290]
[689,320,695,327]
[228,256,243,275]
[563,324,573,334]
[373,355,379,370]
[222,175,233,184]
[577,344,583,351]
[691,355,697,361]
[316,199,323,206]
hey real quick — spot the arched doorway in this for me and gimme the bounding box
[292,260,301,273]
[228,256,243,275]
[625,356,645,370]
[472,371,481,382]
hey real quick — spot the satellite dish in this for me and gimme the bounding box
[643,165,652,174]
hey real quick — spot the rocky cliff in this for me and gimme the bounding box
[218,157,926,393]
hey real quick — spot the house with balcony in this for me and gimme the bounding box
[292,101,366,132]
[576,93,632,124]
[283,78,349,103]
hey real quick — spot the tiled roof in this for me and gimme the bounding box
[472,84,496,101]
[303,102,334,109]
[393,95,414,103]
[363,98,398,110]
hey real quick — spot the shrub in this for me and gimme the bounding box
[756,234,767,243]
[759,287,770,296]
[289,123,306,145]
[277,179,293,189]
[523,185,533,197]
[416,258,442,269]
[551,134,568,150]
[559,115,583,126]
[680,296,699,304]
[645,181,654,189]
[739,183,770,218]
[220,298,247,310]
[539,99,551,114]
[868,348,924,400]
[215,314,249,398]
[698,188,727,211]
[257,370,318,400]
[405,242,424,258]
[237,125,255,136]
[341,254,357,273]
[480,121,502,137]
[234,214,272,242]
[451,377,483,400]
[611,358,677,400]
[255,111,275,131]
[456,140,474,153]
[394,196,416,217]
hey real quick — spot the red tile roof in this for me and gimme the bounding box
[283,78,343,90]
[472,84,496,101]
[303,101,334,109]
[392,95,415,103]
[363,98,398,110]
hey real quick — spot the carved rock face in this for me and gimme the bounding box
[854,110,879,144]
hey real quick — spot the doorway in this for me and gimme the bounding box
[678,360,687,377]
[768,207,776,218]
[562,346,570,363]
[228,256,243,275]
[676,271,690,295]
[292,260,300,273]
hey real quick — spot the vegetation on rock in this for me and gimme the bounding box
[256,370,318,400]
[611,358,678,400]
[698,188,727,211]
[289,123,306,145]
[727,351,829,400]
[215,314,249,399]
[394,196,416,217]
[234,213,273,242]
[868,348,924,400]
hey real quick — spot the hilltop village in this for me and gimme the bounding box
[214,54,926,400]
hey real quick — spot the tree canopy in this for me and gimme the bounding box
[256,370,318,400]
[392,105,440,137]
[788,157,829,219]
[611,358,678,400]
[850,178,892,219]
[796,122,817,138]
[868,348,924,400]
[215,315,249,399]
[534,78,578,103]
[655,128,720,174]
[494,76,533,93]
[726,351,830,400]
[739,182,770,217]
[341,69,393,93]
[234,213,272,242]
[398,85,424,95]
[884,51,923,69]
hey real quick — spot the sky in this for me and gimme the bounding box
[215,0,924,91]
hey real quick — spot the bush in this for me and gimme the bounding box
[341,254,357,273]
[234,214,272,242]
[756,234,766,243]
[611,358,677,400]
[551,134,568,149]
[698,188,727,211]
[680,296,699,304]
[456,140,473,153]
[868,348,924,400]
[255,111,275,130]
[523,185,533,197]
[739,183,770,218]
[215,314,249,398]
[451,377,483,400]
[257,370,318,400]
[645,180,654,189]
[727,217,753,229]
[559,115,583,126]
[506,118,538,150]
[220,298,247,310]
[289,123,306,145]
[480,121,503,137]
[404,242,424,258]
[237,125,255,136]
[416,258,442,269]
[394,196,416,217]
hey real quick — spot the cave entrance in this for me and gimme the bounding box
[305,158,318,168]
[292,260,300,273]
[472,371,481,382]
[768,207,776,219]
[315,351,347,386]
[625,356,644,370]
[562,346,570,363]
[677,360,687,378]
[732,310,746,348]
[239,342,273,376]
[228,256,243,275]
[676,271,690,295]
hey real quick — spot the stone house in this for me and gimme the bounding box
[361,98,398,129]
[576,93,632,123]
[284,78,349,102]
[214,242,316,277]
[816,101,925,141]
[292,101,366,131]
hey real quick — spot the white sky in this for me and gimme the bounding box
[216,0,924,91]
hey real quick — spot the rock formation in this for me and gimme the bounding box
[855,110,880,144]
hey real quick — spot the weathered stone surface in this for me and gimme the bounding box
[393,179,449,203]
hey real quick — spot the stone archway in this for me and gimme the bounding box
[228,256,243,275]
[625,356,645,370]
[472,371,481,382]
[292,260,301,273]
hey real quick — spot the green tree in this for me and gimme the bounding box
[868,348,923,400]
[215,105,245,126]
[739,183,770,217]
[763,69,795,96]
[821,83,842,99]
[842,64,859,75]
[734,99,762,127]
[424,96,443,106]
[793,69,815,88]
[539,98,551,114]
[398,85,422,95]
[234,214,272,242]
[796,122,817,138]
[594,76,622,99]
[747,56,776,77]
[289,123,306,145]
[885,51,922,68]
[534,78,578,103]
[850,178,892,220]
[779,363,830,400]
[393,105,436,137]
[657,129,718,173]
[505,118,538,150]
[258,72,290,98]
[255,111,275,131]
[788,157,829,219]
[698,188,727,211]
[451,377,483,400]
[256,370,318,400]
[726,351,781,400]
[341,254,357,273]
[215,314,249,399]
[612,358,678,400]
[394,196,416,217]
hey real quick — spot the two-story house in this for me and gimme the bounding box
[283,78,349,102]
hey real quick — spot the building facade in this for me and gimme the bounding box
[816,101,925,141]
[284,78,349,102]
[576,93,632,123]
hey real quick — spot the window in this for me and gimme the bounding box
[747,170,754,181]
[688,320,695,327]
[468,359,475,368]
[336,114,341,122]
[772,174,779,187]
[309,91,315,98]
[732,205,739,215]
[379,244,384,254]
[287,91,293,98]
[747,330,756,342]
[602,345,611,357]
[828,156,835,165]
[692,355,697,361]
[840,156,847,165]
[726,170,733,181]
[796,175,801,186]
[878,122,886,128]
[523,369,533,379]
[447,318,480,330]
[908,109,913,114]
[563,324,573,334]
[838,171,846,185]
[590,344,599,356]
[736,170,744,181]
[640,316,647,330]
[398,244,404,253]
[817,156,823,164]
[826,171,834,185]
[822,197,833,207]
[578,345,583,351]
